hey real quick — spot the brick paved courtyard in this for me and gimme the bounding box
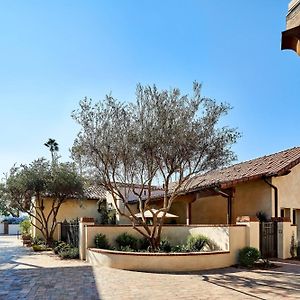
[1,235,300,300]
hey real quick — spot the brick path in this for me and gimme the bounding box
[1,235,300,299]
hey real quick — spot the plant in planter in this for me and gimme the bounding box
[159,238,172,253]
[19,219,31,236]
[95,233,111,249]
[115,233,138,251]
[19,219,32,245]
[186,235,209,252]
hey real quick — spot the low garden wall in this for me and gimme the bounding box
[80,221,249,272]
[0,223,20,235]
[8,224,20,235]
[85,224,232,251]
[87,249,231,272]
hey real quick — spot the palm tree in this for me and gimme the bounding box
[44,138,59,163]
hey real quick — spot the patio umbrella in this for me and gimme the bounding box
[134,209,178,218]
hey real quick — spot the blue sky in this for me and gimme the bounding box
[0,1,299,177]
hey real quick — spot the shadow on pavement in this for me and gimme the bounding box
[0,236,101,299]
[0,265,100,299]
[198,263,300,299]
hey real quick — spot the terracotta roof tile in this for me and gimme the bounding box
[180,146,300,193]
[83,186,106,200]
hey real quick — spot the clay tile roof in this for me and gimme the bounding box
[83,185,106,200]
[180,146,300,193]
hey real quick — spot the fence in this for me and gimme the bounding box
[61,219,79,247]
[260,221,278,258]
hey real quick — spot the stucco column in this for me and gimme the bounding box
[236,216,260,249]
[79,217,95,260]
[277,217,297,259]
[186,202,191,225]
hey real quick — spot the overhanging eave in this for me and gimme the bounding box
[281,25,300,55]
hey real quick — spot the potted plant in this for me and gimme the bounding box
[19,219,32,246]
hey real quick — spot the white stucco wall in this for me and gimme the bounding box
[8,224,20,235]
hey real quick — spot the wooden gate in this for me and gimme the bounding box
[61,219,79,247]
[3,221,8,234]
[260,221,277,258]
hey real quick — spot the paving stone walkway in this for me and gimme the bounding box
[1,235,300,299]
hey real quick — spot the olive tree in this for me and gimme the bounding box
[71,82,240,250]
[0,182,19,217]
[1,159,84,245]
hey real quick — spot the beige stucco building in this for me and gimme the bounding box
[139,147,300,242]
[33,147,300,250]
[32,183,162,239]
[32,186,103,240]
[105,183,163,224]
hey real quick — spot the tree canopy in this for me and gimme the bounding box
[1,158,84,244]
[72,82,241,250]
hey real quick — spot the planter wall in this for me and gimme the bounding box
[82,225,248,271]
[85,224,232,251]
[87,248,232,272]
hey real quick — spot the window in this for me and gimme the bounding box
[292,209,296,225]
[280,208,285,218]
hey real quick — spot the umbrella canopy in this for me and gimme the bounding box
[134,209,178,218]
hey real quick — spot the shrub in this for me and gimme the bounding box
[137,237,150,251]
[108,209,116,224]
[171,244,188,252]
[54,241,70,254]
[115,233,138,250]
[19,219,31,235]
[186,235,209,252]
[53,241,79,259]
[256,211,268,222]
[32,244,52,252]
[59,247,79,259]
[290,233,297,258]
[159,238,172,253]
[238,247,260,267]
[32,237,45,246]
[118,245,135,252]
[32,245,43,251]
[297,245,300,258]
[95,233,110,249]
[206,239,221,251]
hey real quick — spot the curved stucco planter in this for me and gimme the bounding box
[87,248,232,272]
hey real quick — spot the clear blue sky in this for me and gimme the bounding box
[0,1,299,177]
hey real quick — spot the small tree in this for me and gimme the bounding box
[2,159,84,245]
[0,182,19,217]
[72,82,240,250]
